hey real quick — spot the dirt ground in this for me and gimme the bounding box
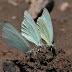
[0,0,72,72]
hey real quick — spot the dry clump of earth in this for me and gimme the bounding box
[3,47,72,72]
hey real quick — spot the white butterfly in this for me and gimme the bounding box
[1,21,32,54]
[37,8,54,47]
[21,11,44,48]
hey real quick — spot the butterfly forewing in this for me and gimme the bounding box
[1,21,31,53]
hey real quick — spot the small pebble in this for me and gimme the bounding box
[56,40,60,43]
[60,2,69,11]
[2,50,7,56]
[65,38,68,40]
[11,16,16,20]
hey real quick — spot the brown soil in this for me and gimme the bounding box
[0,0,72,72]
[3,48,72,72]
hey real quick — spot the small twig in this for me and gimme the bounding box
[8,0,18,6]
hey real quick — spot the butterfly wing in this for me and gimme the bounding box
[21,11,41,45]
[37,8,53,45]
[1,21,31,53]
